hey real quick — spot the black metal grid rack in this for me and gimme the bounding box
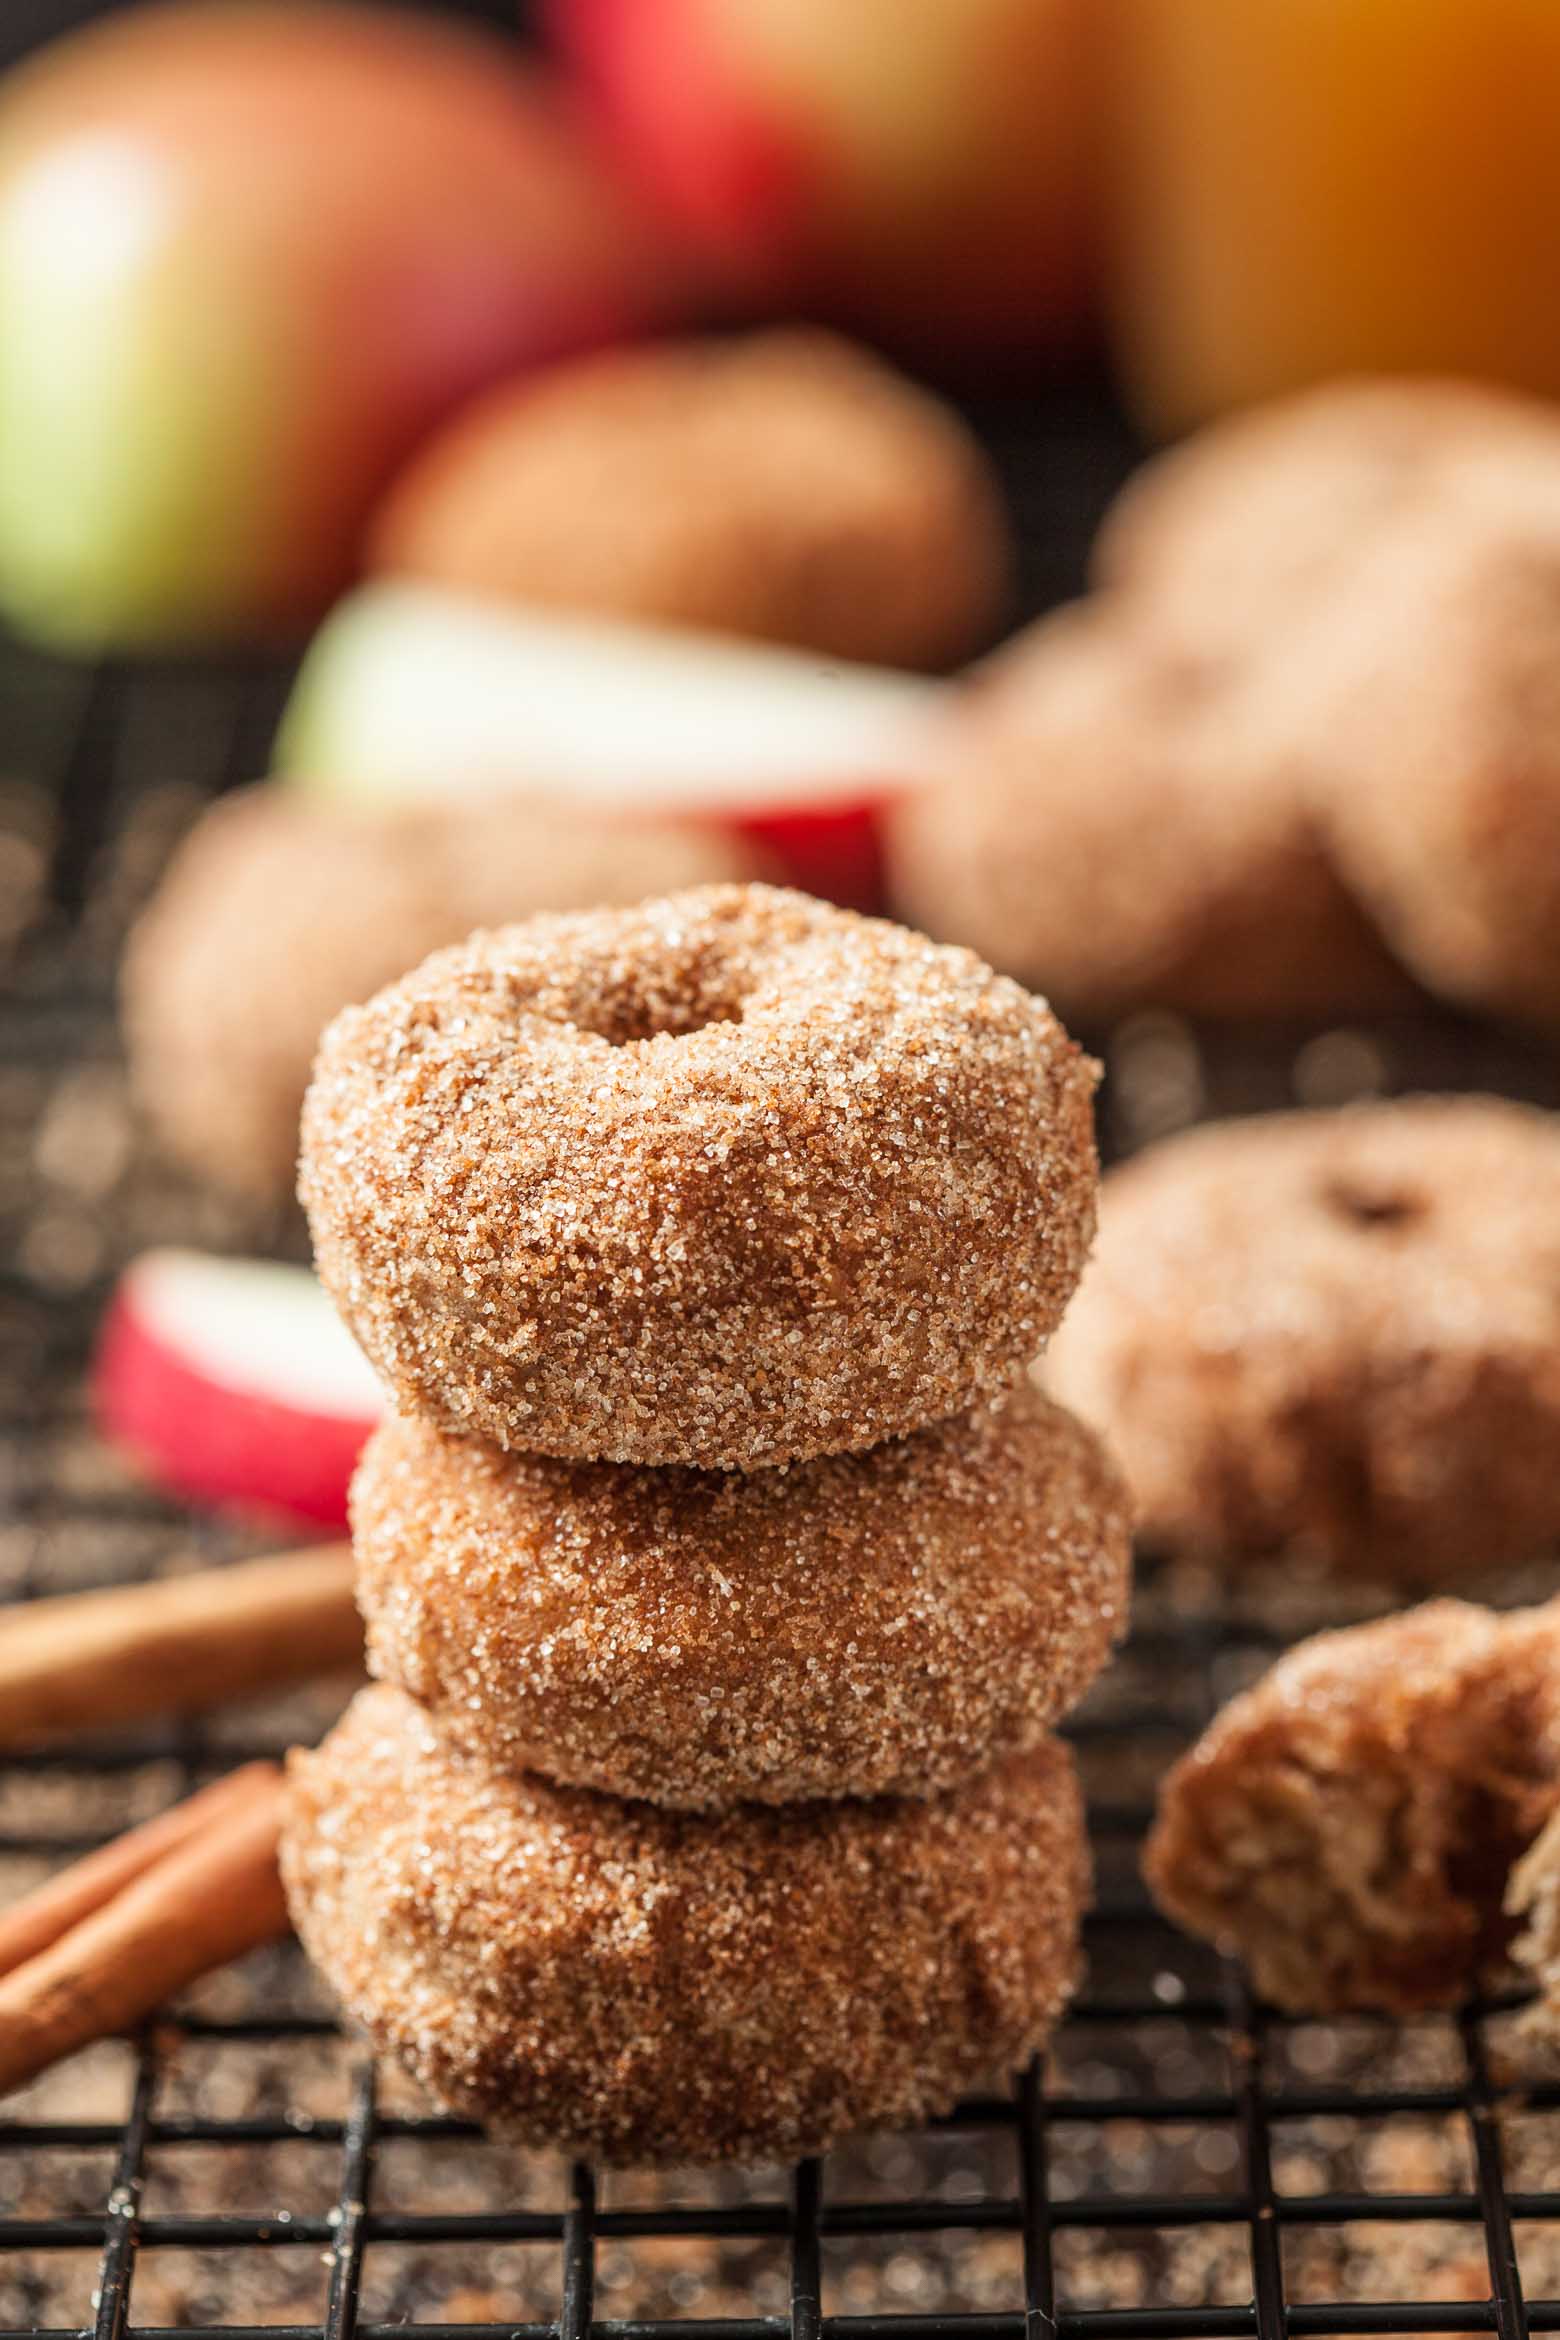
[6,398,1560,2340]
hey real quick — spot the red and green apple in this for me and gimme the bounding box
[0,2,674,649]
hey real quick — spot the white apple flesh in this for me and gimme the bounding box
[273,583,942,907]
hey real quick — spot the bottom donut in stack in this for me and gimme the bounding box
[287,1688,1088,2167]
[283,1383,1129,2163]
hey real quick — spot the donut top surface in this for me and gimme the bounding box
[300,883,1098,1469]
[1046,1095,1560,1579]
[1058,1095,1560,1351]
[121,782,761,1202]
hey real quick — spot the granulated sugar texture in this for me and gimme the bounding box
[300,884,1099,1469]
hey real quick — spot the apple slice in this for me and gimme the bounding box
[94,1250,383,1531]
[272,583,941,907]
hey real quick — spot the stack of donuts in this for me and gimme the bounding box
[281,883,1130,2166]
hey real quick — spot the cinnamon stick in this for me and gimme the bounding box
[0,1764,289,2099]
[0,1763,278,1980]
[0,1543,358,1749]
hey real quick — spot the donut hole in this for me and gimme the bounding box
[1320,1175,1426,1232]
[586,999,744,1046]
[566,967,748,1047]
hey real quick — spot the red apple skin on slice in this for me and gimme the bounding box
[0,3,678,651]
[94,1253,382,1532]
[736,798,882,911]
[274,586,940,912]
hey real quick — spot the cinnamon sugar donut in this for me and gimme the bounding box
[352,1384,1131,1808]
[283,1685,1088,2163]
[1047,1098,1560,1584]
[1093,376,1560,645]
[1310,515,1560,1027]
[1146,1597,1560,2015]
[886,605,1409,1020]
[893,379,1560,1032]
[368,327,1012,671]
[124,785,757,1203]
[299,884,1098,1470]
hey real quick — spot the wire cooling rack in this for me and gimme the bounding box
[7,397,1560,2340]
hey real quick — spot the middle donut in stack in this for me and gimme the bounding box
[284,884,1129,2164]
[352,1386,1125,1808]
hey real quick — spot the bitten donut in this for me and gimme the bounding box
[1146,1597,1560,2015]
[124,785,757,1203]
[352,1383,1131,1808]
[300,884,1099,1470]
[1046,1098,1560,1583]
[283,1685,1088,2164]
[886,605,1409,1020]
[368,327,1012,671]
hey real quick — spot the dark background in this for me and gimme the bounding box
[0,0,527,72]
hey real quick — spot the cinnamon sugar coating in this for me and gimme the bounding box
[1047,1098,1560,1584]
[369,326,1012,671]
[1311,515,1560,1027]
[892,377,1560,1028]
[124,785,756,1203]
[1146,1597,1560,2016]
[1092,377,1560,1028]
[352,1385,1131,1808]
[283,1685,1088,2164]
[299,884,1099,1470]
[1093,376,1560,645]
[885,605,1408,1021]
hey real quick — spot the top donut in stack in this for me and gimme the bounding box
[300,883,1099,1471]
[285,884,1129,2162]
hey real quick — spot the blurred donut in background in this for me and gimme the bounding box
[1092,377,1560,646]
[1046,1097,1560,1586]
[884,604,1412,1022]
[887,378,1560,1033]
[370,328,1014,670]
[1305,513,1560,1029]
[122,784,762,1205]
